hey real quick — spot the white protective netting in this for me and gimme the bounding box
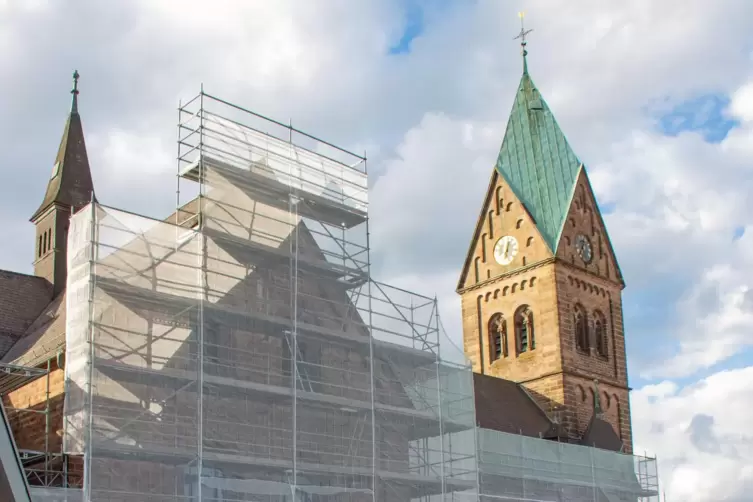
[477,428,660,502]
[61,92,479,502]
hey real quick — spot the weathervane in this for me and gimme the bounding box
[513,11,532,70]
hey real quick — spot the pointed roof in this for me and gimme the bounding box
[494,61,582,253]
[579,380,623,452]
[30,70,95,222]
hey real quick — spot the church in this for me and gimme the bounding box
[0,35,658,502]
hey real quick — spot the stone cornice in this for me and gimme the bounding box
[456,257,556,295]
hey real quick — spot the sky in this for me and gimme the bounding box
[1,0,753,500]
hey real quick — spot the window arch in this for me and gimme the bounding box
[593,310,608,358]
[574,303,589,353]
[514,305,534,354]
[488,313,508,362]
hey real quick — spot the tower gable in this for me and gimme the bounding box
[554,168,623,286]
[457,170,552,292]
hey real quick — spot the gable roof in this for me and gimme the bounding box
[0,271,52,359]
[473,373,557,437]
[494,68,582,253]
[0,292,65,368]
[580,412,624,452]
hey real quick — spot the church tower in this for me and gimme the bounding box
[457,31,632,451]
[30,71,96,298]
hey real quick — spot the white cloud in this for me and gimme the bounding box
[633,369,753,501]
[3,0,753,499]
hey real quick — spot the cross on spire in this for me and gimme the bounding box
[513,11,533,72]
[71,70,80,114]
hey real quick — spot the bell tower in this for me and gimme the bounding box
[31,71,96,298]
[456,24,632,451]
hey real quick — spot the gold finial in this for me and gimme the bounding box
[513,11,533,72]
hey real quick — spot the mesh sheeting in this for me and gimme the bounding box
[30,487,83,502]
[62,94,479,502]
[477,429,660,502]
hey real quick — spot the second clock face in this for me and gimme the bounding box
[493,235,519,265]
[575,234,593,263]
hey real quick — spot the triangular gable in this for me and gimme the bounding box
[456,168,553,292]
[554,168,624,286]
[457,170,500,292]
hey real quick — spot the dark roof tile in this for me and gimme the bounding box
[0,271,52,359]
[473,373,554,437]
[1,292,65,367]
[580,413,624,452]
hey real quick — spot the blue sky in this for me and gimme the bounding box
[2,1,753,500]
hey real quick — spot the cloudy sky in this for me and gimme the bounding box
[2,0,753,499]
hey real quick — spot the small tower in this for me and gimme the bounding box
[30,71,96,297]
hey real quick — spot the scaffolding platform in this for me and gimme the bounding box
[45,89,661,502]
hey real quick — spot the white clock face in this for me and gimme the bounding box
[51,161,60,179]
[493,236,519,265]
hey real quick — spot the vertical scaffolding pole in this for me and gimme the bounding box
[434,297,446,499]
[43,358,50,486]
[364,156,378,502]
[288,120,299,501]
[196,85,206,501]
[83,198,97,501]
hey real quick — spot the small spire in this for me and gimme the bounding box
[513,11,533,73]
[593,379,603,417]
[71,70,80,114]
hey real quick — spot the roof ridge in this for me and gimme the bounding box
[0,269,50,281]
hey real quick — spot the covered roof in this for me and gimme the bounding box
[0,293,65,368]
[580,412,624,452]
[494,66,582,253]
[30,71,95,222]
[473,373,558,438]
[0,271,52,359]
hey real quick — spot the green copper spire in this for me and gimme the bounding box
[494,28,582,253]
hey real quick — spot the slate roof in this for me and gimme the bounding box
[0,271,52,359]
[0,292,65,368]
[580,412,624,452]
[494,67,583,253]
[30,96,95,222]
[473,373,558,438]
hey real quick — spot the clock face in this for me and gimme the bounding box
[574,234,593,263]
[51,161,60,179]
[493,236,519,266]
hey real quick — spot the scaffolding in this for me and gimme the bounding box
[38,89,664,502]
[477,429,659,502]
[61,90,479,502]
[0,360,81,491]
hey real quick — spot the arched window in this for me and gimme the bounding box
[488,313,508,362]
[514,306,534,354]
[594,310,608,358]
[574,304,589,353]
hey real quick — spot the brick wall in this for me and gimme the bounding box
[3,361,65,454]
